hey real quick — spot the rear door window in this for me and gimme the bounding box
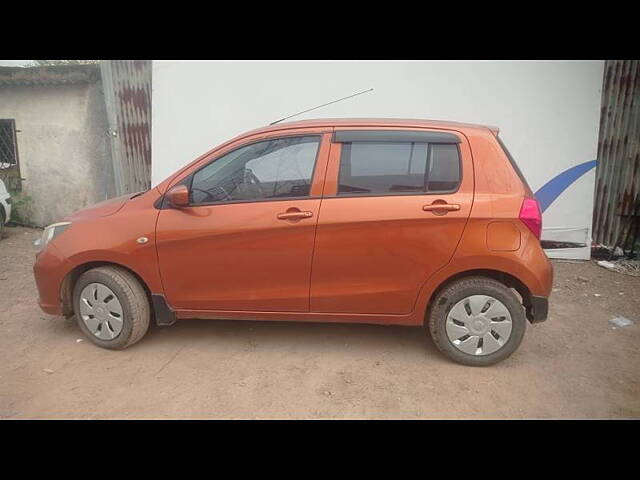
[338,141,460,195]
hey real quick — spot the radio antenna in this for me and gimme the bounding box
[269,88,374,125]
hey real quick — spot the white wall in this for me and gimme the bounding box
[152,60,604,259]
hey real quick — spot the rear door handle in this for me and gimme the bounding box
[423,203,461,212]
[277,210,314,220]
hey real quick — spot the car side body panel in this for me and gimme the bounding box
[32,118,553,329]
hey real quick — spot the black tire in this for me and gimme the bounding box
[72,266,150,350]
[0,208,4,239]
[427,276,526,366]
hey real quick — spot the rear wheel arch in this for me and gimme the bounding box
[425,268,533,324]
[427,275,527,366]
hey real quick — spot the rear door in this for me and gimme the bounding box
[310,128,474,316]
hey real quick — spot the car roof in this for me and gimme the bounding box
[242,118,499,137]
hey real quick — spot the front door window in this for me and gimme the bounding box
[190,136,320,205]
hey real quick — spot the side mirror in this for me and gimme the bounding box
[166,184,190,207]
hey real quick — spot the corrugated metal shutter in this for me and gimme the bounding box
[593,60,640,250]
[101,60,152,195]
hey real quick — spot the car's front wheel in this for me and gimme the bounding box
[428,276,526,366]
[73,266,150,349]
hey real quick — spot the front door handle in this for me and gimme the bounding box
[277,210,314,220]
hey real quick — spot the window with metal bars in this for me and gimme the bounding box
[0,119,21,191]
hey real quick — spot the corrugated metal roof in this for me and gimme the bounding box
[0,64,101,86]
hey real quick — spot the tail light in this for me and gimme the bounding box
[519,197,542,240]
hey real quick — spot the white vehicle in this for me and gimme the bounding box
[0,178,11,237]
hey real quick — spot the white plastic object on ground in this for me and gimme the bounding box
[609,316,634,328]
[597,260,616,270]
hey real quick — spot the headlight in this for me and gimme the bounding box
[34,222,71,250]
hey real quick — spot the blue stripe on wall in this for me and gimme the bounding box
[534,160,598,213]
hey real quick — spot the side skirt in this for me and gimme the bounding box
[173,309,421,326]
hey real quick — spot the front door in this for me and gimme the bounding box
[310,128,474,316]
[156,132,330,312]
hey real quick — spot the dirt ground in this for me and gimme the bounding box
[1,225,639,419]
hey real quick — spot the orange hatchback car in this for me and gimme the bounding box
[33,119,553,366]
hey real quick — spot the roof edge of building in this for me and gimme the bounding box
[0,64,101,86]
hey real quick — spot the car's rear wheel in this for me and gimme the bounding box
[428,276,526,366]
[73,266,150,349]
[0,208,5,238]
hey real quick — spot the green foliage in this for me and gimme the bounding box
[7,191,34,226]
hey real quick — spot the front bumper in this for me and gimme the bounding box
[527,295,549,323]
[33,243,69,316]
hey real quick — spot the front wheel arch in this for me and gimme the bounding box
[61,261,152,318]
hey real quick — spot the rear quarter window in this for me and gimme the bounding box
[495,136,533,193]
